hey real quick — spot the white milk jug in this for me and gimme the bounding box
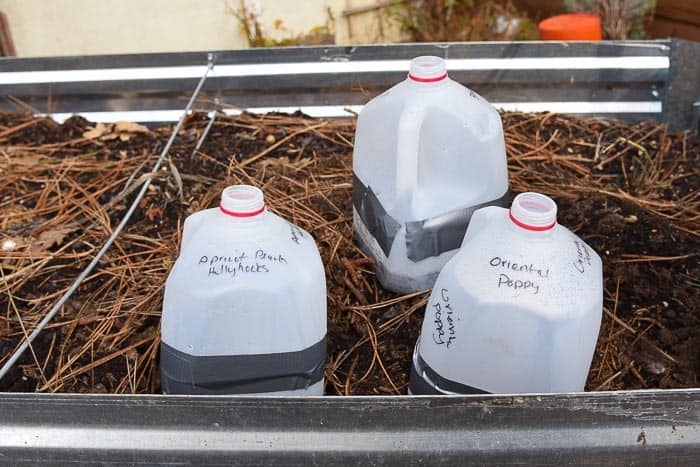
[161,185,327,395]
[353,55,509,293]
[410,192,603,394]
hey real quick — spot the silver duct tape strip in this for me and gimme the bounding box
[353,173,509,262]
[410,349,489,395]
[353,173,401,258]
[160,337,326,395]
[405,190,510,262]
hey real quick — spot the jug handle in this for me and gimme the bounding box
[394,107,426,210]
[181,212,207,251]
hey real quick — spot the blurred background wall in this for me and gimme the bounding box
[0,0,697,57]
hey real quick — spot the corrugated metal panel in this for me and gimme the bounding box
[1,40,696,129]
[0,390,698,465]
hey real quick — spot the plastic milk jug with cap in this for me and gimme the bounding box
[160,185,327,395]
[409,192,603,394]
[353,55,509,294]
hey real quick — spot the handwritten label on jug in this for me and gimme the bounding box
[198,248,287,278]
[489,256,549,295]
[432,288,456,349]
[572,240,592,274]
[497,274,539,295]
[288,222,306,245]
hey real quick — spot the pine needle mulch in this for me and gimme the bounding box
[0,110,697,394]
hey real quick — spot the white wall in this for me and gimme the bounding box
[0,0,247,56]
[0,0,402,57]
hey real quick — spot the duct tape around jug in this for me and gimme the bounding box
[409,346,489,395]
[353,173,510,262]
[160,337,326,395]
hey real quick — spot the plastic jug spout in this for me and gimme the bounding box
[220,185,266,218]
[408,56,448,83]
[509,192,557,232]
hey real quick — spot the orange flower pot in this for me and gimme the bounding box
[538,13,602,41]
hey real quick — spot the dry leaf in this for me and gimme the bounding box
[34,227,77,250]
[93,121,150,142]
[82,123,108,139]
[113,121,149,134]
[145,204,164,222]
[100,132,120,141]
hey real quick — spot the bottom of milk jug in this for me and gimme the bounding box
[374,259,440,295]
[408,343,490,395]
[163,379,325,397]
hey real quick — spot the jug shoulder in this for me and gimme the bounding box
[182,210,292,242]
[461,206,505,246]
[177,211,322,274]
[442,220,602,318]
[181,208,216,251]
[356,86,409,131]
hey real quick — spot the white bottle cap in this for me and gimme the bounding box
[509,192,557,231]
[408,56,448,83]
[220,185,266,217]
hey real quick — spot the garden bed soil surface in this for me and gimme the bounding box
[0,110,697,394]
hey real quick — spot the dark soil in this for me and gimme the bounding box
[0,110,698,394]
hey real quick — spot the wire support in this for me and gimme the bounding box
[0,55,217,383]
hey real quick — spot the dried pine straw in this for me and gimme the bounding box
[0,110,698,394]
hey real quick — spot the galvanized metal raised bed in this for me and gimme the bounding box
[0,390,698,465]
[1,40,698,130]
[0,40,698,464]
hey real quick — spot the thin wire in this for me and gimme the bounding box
[194,110,219,154]
[0,57,216,382]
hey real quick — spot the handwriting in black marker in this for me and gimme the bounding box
[288,222,305,245]
[255,249,287,264]
[489,256,549,279]
[572,240,592,274]
[197,248,287,278]
[432,288,456,348]
[432,302,445,345]
[497,273,540,295]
